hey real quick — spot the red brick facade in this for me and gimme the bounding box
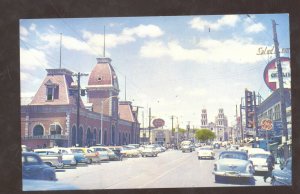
[21,58,140,149]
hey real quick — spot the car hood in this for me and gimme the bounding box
[216,159,249,172]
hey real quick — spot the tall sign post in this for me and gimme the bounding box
[272,20,289,159]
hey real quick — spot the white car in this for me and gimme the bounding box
[248,151,270,172]
[141,145,158,157]
[197,146,215,159]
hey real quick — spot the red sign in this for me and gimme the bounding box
[152,118,165,128]
[263,57,290,91]
[261,119,273,131]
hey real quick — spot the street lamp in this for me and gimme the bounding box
[100,96,118,145]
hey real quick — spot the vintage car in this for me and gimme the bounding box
[248,151,270,172]
[141,145,158,157]
[89,146,110,161]
[181,144,193,153]
[247,148,266,156]
[197,146,215,159]
[213,151,254,182]
[43,148,77,167]
[226,144,240,151]
[107,146,124,161]
[122,146,141,157]
[33,149,64,169]
[22,152,56,181]
[70,147,101,164]
[271,157,292,186]
[58,147,89,164]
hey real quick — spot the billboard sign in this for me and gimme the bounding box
[263,57,290,91]
[152,118,165,128]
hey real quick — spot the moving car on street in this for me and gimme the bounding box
[22,152,56,181]
[197,146,215,159]
[271,157,292,186]
[213,151,255,183]
[248,151,270,172]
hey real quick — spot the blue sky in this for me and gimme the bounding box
[20,13,290,129]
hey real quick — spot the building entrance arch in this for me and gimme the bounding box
[71,126,76,146]
[33,125,44,136]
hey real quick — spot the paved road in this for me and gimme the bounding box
[56,148,271,190]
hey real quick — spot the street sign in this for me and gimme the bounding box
[263,57,290,91]
[261,119,273,130]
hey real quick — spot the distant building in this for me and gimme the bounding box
[200,109,208,128]
[21,57,140,148]
[214,108,228,141]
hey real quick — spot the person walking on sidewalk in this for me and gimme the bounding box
[264,152,276,182]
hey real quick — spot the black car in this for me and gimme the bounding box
[22,152,56,181]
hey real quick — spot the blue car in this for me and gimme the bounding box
[271,157,292,186]
[22,152,56,181]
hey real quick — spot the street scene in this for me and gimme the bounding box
[20,13,291,191]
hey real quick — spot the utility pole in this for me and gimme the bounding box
[171,115,174,136]
[148,107,151,144]
[73,72,88,146]
[272,20,289,159]
[235,104,238,144]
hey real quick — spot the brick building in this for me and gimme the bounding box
[21,57,140,148]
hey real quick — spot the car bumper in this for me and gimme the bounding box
[253,165,268,172]
[213,171,253,178]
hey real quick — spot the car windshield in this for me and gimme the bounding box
[219,152,247,160]
[250,154,269,159]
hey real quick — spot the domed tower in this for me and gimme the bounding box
[86,57,119,118]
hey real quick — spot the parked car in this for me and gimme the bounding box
[58,147,89,164]
[22,152,56,181]
[213,151,255,182]
[107,146,124,161]
[122,146,141,157]
[197,146,215,159]
[70,147,101,164]
[248,151,270,172]
[33,149,64,169]
[141,145,158,157]
[44,148,77,167]
[89,146,110,161]
[271,157,292,186]
[247,148,266,157]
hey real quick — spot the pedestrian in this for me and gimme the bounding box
[264,152,275,182]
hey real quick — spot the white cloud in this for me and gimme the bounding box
[20,47,50,70]
[20,26,29,40]
[245,23,265,33]
[140,38,266,64]
[243,16,265,33]
[189,15,240,31]
[29,23,36,31]
[122,24,164,38]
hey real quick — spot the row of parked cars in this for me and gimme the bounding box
[22,144,167,182]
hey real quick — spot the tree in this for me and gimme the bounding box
[195,129,216,142]
[178,128,186,134]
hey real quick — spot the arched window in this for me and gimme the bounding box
[33,125,44,136]
[99,129,102,144]
[77,127,83,147]
[50,123,62,135]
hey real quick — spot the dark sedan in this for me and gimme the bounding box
[22,152,56,181]
[271,157,292,186]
